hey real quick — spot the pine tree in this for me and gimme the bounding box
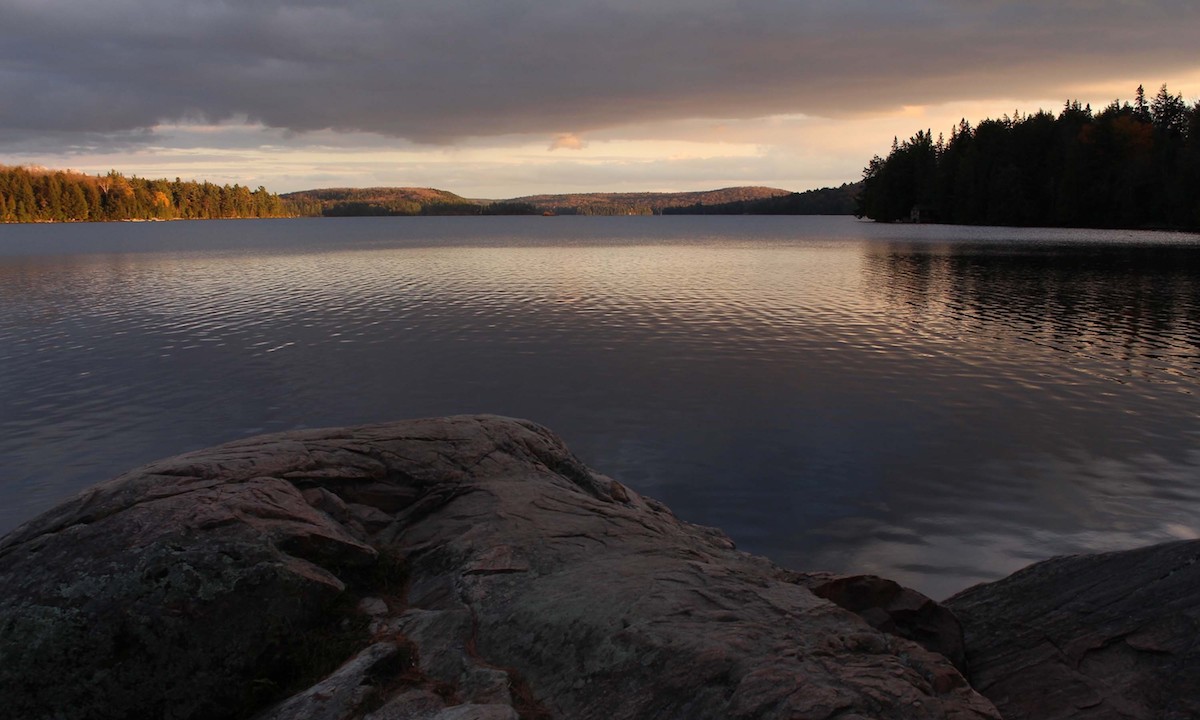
[63,184,89,221]
[1150,84,1187,137]
[1134,84,1151,122]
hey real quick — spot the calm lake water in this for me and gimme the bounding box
[2,216,1199,598]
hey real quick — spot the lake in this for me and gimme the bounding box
[2,215,1198,599]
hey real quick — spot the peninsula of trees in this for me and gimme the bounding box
[0,166,291,223]
[857,84,1200,230]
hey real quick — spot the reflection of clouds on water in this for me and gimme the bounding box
[805,449,1200,599]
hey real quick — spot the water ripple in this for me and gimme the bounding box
[2,216,1199,597]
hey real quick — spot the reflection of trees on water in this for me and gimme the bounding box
[863,242,1200,386]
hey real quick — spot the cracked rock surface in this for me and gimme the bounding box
[947,540,1200,720]
[0,415,997,720]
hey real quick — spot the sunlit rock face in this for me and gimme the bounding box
[947,540,1200,720]
[0,415,997,720]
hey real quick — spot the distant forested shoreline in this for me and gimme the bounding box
[857,85,1200,230]
[0,166,292,223]
[283,186,801,216]
[1,173,854,222]
[661,183,859,215]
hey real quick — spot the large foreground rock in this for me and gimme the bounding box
[947,540,1200,720]
[0,415,997,720]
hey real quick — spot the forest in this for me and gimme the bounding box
[662,182,859,215]
[856,85,1200,230]
[281,186,482,216]
[0,166,291,222]
[282,186,799,216]
[509,187,790,215]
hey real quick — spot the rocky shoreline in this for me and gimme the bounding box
[1,415,1196,719]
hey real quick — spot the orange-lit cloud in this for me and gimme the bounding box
[549,133,586,151]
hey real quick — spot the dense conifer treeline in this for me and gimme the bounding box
[0,166,291,222]
[857,85,1200,229]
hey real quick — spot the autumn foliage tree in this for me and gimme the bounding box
[0,166,294,223]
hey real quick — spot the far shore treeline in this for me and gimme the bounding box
[0,166,291,222]
[857,84,1200,230]
[0,167,859,223]
[281,185,856,217]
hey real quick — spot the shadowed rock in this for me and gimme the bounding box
[796,573,967,673]
[0,415,998,720]
[947,540,1200,720]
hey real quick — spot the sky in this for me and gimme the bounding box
[2,0,1199,197]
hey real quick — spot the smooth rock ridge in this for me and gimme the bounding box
[0,415,998,720]
[947,539,1200,720]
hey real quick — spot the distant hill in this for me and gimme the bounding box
[284,185,797,216]
[508,186,792,215]
[282,184,860,217]
[661,182,861,215]
[282,187,480,216]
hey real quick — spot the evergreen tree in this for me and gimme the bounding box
[857,84,1198,230]
[63,184,89,221]
[1134,84,1151,122]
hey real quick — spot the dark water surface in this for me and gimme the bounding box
[3,216,1198,598]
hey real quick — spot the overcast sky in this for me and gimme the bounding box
[2,0,1198,196]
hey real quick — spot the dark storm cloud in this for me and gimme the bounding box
[2,0,1197,145]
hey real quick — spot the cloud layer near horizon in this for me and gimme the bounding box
[4,0,1198,149]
